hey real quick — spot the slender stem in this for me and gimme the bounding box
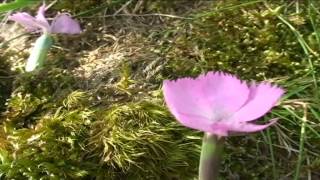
[26,33,53,72]
[266,129,278,179]
[199,133,224,180]
[294,104,308,180]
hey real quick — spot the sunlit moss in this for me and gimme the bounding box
[89,101,200,179]
[0,64,200,178]
[0,57,14,112]
[163,1,316,80]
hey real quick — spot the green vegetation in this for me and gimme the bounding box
[0,0,319,179]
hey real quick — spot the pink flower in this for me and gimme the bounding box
[8,4,81,34]
[163,72,284,137]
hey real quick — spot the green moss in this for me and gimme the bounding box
[162,1,317,80]
[0,57,14,112]
[2,68,76,130]
[1,98,201,179]
[89,101,200,179]
[0,65,200,179]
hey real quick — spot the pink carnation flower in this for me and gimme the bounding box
[8,3,81,34]
[163,72,284,137]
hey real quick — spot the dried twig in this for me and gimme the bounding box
[113,0,134,16]
[84,13,193,20]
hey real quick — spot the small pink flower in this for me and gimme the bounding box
[163,72,284,137]
[8,4,81,34]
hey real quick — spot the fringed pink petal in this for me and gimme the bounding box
[163,72,250,124]
[173,112,217,133]
[50,14,81,34]
[35,3,51,32]
[196,72,250,117]
[229,83,284,122]
[218,119,277,136]
[8,12,42,31]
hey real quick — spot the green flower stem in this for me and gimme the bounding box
[26,33,53,72]
[199,133,224,180]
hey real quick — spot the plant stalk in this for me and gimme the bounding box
[199,133,224,180]
[26,33,53,72]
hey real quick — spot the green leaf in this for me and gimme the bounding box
[0,0,38,13]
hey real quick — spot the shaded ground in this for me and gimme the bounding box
[0,0,320,179]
